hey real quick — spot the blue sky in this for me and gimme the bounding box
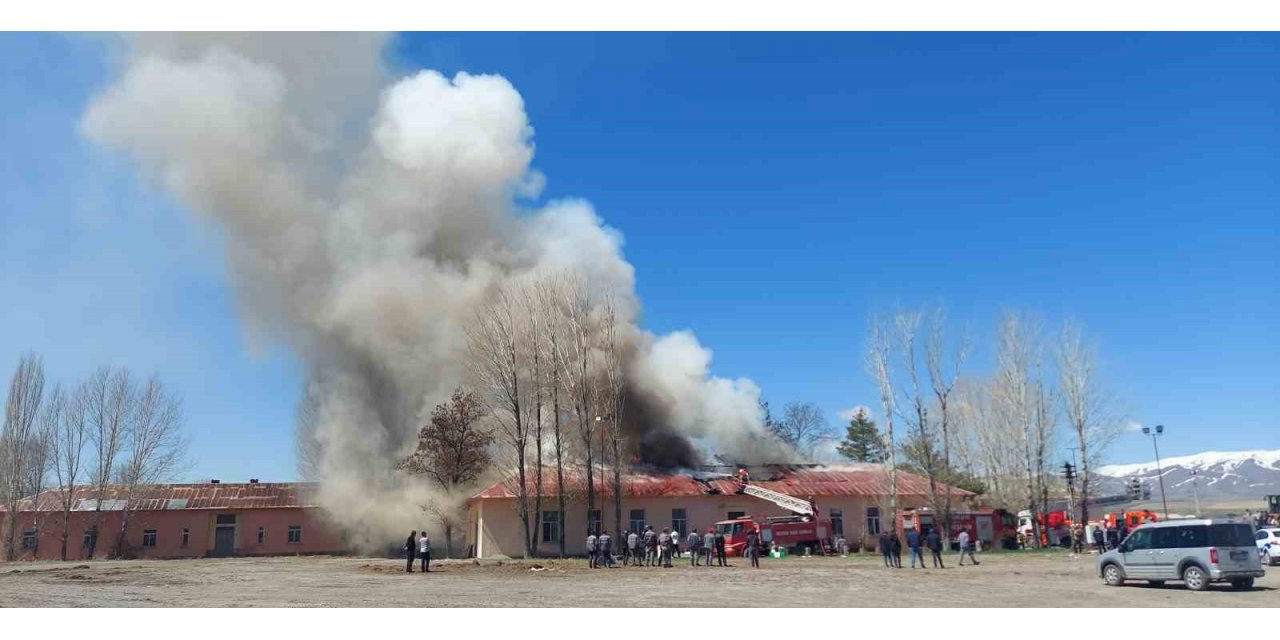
[2,33,1276,481]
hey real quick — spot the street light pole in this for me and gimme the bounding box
[1142,424,1170,519]
[1190,468,1202,518]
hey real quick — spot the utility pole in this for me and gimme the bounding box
[1141,424,1169,519]
[1066,447,1079,522]
[1190,468,1202,518]
[1062,461,1078,524]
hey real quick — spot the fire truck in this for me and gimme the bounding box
[1102,509,1158,530]
[713,481,833,555]
[899,507,1019,550]
[714,515,832,556]
[1018,509,1073,547]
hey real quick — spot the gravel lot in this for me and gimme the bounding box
[1,550,1276,607]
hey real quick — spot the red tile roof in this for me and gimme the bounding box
[3,483,320,512]
[470,465,972,501]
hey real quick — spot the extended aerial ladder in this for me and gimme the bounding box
[739,483,816,518]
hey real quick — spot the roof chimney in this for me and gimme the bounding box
[210,479,220,484]
[249,478,259,484]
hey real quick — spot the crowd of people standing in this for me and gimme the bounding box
[584,524,762,568]
[879,527,977,569]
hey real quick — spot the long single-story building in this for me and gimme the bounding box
[0,481,347,561]
[466,464,973,558]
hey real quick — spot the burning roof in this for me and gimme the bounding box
[470,464,973,501]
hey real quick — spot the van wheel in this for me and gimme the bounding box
[1230,578,1254,590]
[1102,563,1124,586]
[1182,565,1208,591]
[1147,580,1165,587]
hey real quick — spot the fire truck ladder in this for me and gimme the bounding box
[740,484,814,517]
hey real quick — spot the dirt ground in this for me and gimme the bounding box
[0,550,1276,607]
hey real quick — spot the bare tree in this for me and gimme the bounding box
[536,275,570,557]
[24,384,60,551]
[521,285,548,553]
[2,352,46,560]
[993,311,1046,547]
[600,291,627,541]
[115,376,188,557]
[866,315,899,533]
[84,366,134,558]
[547,272,597,536]
[294,379,324,483]
[50,380,89,561]
[1031,373,1058,543]
[467,281,535,557]
[891,309,946,524]
[925,306,970,537]
[398,387,492,557]
[773,401,832,460]
[1057,320,1120,526]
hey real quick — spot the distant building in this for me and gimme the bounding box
[0,482,346,561]
[465,464,973,558]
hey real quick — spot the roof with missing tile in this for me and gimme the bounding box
[470,464,972,501]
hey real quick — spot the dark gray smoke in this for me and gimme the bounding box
[82,33,791,546]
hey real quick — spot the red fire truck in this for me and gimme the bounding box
[712,478,833,555]
[714,515,833,556]
[899,507,1019,550]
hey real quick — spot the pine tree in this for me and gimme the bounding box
[836,408,887,462]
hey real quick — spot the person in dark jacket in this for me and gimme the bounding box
[746,527,762,568]
[702,527,716,567]
[1092,525,1105,553]
[715,528,728,566]
[686,529,702,566]
[926,528,945,568]
[642,525,657,566]
[889,533,902,568]
[586,530,598,568]
[598,530,614,567]
[879,531,893,567]
[401,532,417,573]
[906,528,924,569]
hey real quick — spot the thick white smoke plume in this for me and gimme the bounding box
[83,34,785,547]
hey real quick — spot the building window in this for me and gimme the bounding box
[21,531,37,550]
[727,511,745,520]
[671,508,687,536]
[142,530,157,547]
[588,510,602,534]
[257,526,265,545]
[83,528,98,550]
[541,511,561,543]
[181,529,189,547]
[830,508,844,537]
[287,525,302,543]
[216,514,236,525]
[629,509,645,533]
[866,506,882,535]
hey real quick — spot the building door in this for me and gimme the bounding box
[213,527,235,556]
[213,514,236,557]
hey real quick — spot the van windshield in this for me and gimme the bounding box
[1208,524,1254,547]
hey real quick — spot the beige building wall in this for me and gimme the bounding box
[468,493,938,558]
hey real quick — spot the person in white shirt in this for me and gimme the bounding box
[957,529,979,566]
[671,528,681,559]
[418,531,432,572]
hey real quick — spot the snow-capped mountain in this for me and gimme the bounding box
[1094,450,1280,499]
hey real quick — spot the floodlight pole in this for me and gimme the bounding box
[1142,424,1170,519]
